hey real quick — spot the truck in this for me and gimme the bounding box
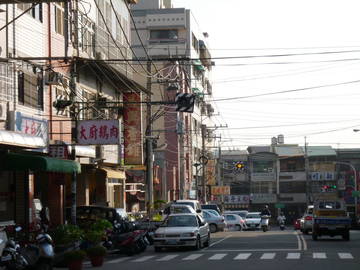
[312,198,351,241]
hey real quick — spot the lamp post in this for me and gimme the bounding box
[194,162,201,200]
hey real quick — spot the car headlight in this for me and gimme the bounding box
[181,232,195,237]
[154,233,165,238]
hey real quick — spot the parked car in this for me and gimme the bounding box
[300,205,314,234]
[116,208,128,220]
[173,200,202,214]
[294,218,301,230]
[160,204,197,221]
[201,204,222,215]
[205,209,222,217]
[202,210,226,233]
[224,210,248,219]
[153,213,210,251]
[244,212,262,230]
[224,213,246,231]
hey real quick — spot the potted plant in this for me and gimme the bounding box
[86,245,107,267]
[83,220,112,267]
[64,250,86,270]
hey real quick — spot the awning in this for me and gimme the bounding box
[1,152,81,174]
[0,130,46,149]
[193,60,205,71]
[99,167,126,179]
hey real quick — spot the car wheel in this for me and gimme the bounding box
[235,225,241,231]
[203,233,210,247]
[210,224,217,233]
[303,229,309,235]
[193,236,201,250]
[154,247,162,252]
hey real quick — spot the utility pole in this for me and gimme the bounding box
[178,122,185,199]
[145,61,154,213]
[201,124,207,203]
[305,137,310,205]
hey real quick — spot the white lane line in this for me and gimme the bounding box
[295,232,302,251]
[234,253,252,260]
[207,235,232,248]
[338,253,354,259]
[107,257,130,264]
[208,253,227,260]
[300,234,307,251]
[157,255,179,261]
[201,249,299,252]
[287,253,301,259]
[313,253,327,259]
[182,254,204,261]
[260,253,276,260]
[132,256,156,262]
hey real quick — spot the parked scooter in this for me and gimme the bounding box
[261,215,271,232]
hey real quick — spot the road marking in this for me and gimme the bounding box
[338,253,354,259]
[201,249,299,252]
[234,253,252,260]
[300,234,307,251]
[157,255,179,261]
[107,257,130,264]
[132,256,156,262]
[287,253,301,259]
[260,253,276,260]
[182,254,204,261]
[207,235,232,248]
[313,253,327,259]
[208,253,227,260]
[295,232,302,251]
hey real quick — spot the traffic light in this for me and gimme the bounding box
[235,162,245,170]
[53,99,72,110]
[175,93,195,113]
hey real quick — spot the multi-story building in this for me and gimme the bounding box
[0,0,148,226]
[131,0,215,202]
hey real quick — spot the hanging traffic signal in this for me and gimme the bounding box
[175,93,195,113]
[235,162,245,170]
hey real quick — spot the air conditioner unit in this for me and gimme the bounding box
[0,102,7,121]
[45,71,62,85]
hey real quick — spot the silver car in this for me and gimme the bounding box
[300,205,314,234]
[202,210,226,233]
[153,213,210,251]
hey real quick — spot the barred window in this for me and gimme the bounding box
[18,71,43,110]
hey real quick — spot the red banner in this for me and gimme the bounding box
[123,92,143,165]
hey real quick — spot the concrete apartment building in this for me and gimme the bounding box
[131,0,216,202]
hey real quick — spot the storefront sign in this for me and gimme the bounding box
[223,195,249,204]
[11,111,48,145]
[251,193,277,203]
[251,172,275,181]
[77,120,120,145]
[211,186,230,195]
[310,171,335,180]
[123,92,143,165]
[49,145,69,159]
[206,160,216,186]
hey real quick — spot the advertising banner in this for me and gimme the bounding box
[211,186,230,195]
[77,120,120,145]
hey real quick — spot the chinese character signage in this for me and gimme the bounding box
[206,160,216,185]
[12,111,48,144]
[211,186,230,195]
[49,145,69,159]
[123,92,143,165]
[223,195,250,204]
[77,120,120,145]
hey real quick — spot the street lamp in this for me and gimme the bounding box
[194,162,202,200]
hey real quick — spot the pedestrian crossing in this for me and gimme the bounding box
[104,252,357,264]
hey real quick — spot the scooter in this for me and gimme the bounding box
[261,215,271,232]
[279,220,285,231]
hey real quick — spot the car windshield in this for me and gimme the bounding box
[237,212,247,218]
[175,202,195,209]
[206,210,220,216]
[171,207,192,214]
[166,215,198,227]
[246,214,260,219]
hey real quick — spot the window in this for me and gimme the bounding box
[253,160,274,173]
[280,182,306,193]
[18,3,43,22]
[18,71,43,110]
[80,13,94,56]
[192,33,199,52]
[150,29,178,43]
[54,3,65,35]
[251,181,275,194]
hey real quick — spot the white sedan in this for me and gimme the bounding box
[153,213,210,251]
[224,214,247,231]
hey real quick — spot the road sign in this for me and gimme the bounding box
[352,191,360,197]
[275,203,285,209]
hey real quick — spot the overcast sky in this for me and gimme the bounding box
[172,0,360,150]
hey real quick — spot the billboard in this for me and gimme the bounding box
[77,120,120,145]
[211,186,230,195]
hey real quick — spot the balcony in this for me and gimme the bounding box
[251,172,276,181]
[147,39,187,57]
[279,171,306,181]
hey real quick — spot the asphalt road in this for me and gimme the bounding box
[58,229,360,270]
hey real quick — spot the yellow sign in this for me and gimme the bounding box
[211,186,230,195]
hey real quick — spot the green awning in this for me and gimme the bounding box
[193,60,205,71]
[1,153,81,174]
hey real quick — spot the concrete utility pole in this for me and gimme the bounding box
[145,61,154,212]
[304,137,310,205]
[201,124,207,203]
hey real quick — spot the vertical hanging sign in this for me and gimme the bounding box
[123,92,144,165]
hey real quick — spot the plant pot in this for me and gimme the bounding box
[89,255,104,267]
[67,259,83,270]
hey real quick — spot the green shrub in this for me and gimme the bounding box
[51,225,84,246]
[64,250,86,262]
[86,245,107,257]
